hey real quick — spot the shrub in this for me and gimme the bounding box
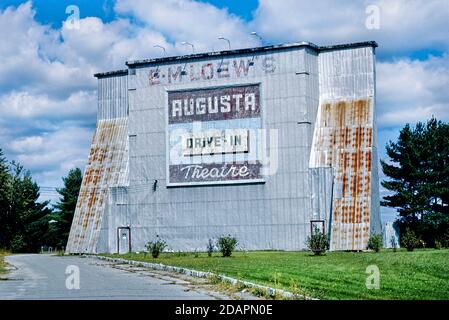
[10,234,27,253]
[367,234,383,252]
[207,239,215,257]
[306,226,329,256]
[217,235,238,257]
[401,229,419,252]
[145,236,167,258]
[435,240,442,250]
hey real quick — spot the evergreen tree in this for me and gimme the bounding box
[381,118,449,246]
[0,149,12,248]
[53,168,82,248]
[0,151,54,252]
[8,162,52,252]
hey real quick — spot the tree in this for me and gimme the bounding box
[0,149,54,252]
[52,168,82,248]
[0,149,12,248]
[8,162,52,252]
[381,118,449,247]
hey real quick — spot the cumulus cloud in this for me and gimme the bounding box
[114,0,260,53]
[19,127,93,205]
[251,0,449,55]
[10,126,92,172]
[0,2,95,97]
[0,90,96,120]
[377,55,449,128]
[59,16,173,69]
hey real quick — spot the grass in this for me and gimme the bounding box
[101,249,449,300]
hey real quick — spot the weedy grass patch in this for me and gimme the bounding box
[101,249,449,300]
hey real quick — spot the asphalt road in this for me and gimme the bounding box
[0,254,218,300]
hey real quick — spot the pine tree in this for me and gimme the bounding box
[53,168,82,248]
[8,163,52,252]
[0,149,12,248]
[381,118,449,247]
[0,150,55,252]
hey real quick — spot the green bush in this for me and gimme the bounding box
[217,235,238,257]
[306,226,329,256]
[401,229,419,252]
[367,234,383,252]
[435,240,442,250]
[145,236,167,258]
[10,234,27,253]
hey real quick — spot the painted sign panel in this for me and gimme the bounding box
[167,84,263,186]
[182,129,249,156]
[168,85,260,123]
[148,57,276,86]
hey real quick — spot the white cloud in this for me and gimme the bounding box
[0,90,96,120]
[251,0,449,54]
[377,55,449,128]
[114,0,259,53]
[9,136,44,153]
[59,16,173,69]
[0,2,95,97]
[9,126,93,184]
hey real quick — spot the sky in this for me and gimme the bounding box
[0,0,448,222]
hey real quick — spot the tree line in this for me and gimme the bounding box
[0,148,81,252]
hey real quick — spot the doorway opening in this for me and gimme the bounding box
[117,226,131,254]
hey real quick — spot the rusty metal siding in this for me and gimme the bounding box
[310,47,380,251]
[66,73,129,254]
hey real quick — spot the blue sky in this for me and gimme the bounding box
[0,0,260,26]
[0,0,448,222]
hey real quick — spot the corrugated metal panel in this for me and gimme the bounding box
[309,167,334,232]
[66,73,129,254]
[97,74,128,120]
[310,47,378,251]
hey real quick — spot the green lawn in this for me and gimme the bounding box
[102,249,449,300]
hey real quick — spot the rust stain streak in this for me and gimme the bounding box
[310,98,373,250]
[66,117,129,253]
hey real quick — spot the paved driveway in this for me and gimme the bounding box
[0,254,218,300]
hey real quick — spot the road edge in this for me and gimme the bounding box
[87,254,315,300]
